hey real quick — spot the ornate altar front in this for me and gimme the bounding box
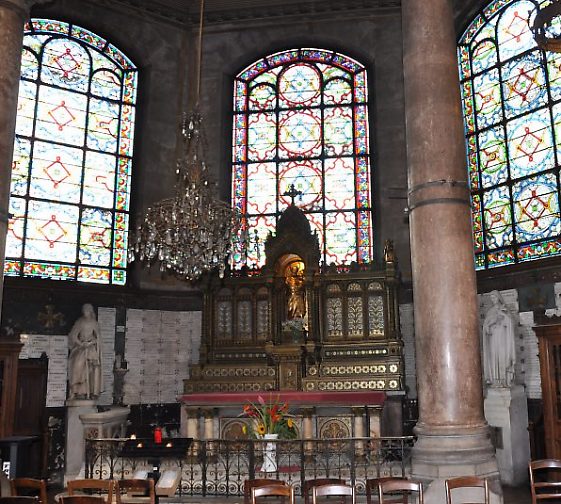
[180,204,403,439]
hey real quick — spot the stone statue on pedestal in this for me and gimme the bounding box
[68,303,102,399]
[482,290,516,388]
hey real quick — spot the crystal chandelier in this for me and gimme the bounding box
[128,0,239,281]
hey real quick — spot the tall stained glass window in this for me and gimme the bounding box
[5,19,137,285]
[459,1,561,269]
[231,48,372,270]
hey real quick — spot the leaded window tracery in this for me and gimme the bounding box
[231,48,372,270]
[459,1,561,269]
[5,19,137,284]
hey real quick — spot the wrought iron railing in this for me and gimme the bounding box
[85,437,414,497]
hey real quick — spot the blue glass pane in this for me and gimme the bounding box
[502,52,546,119]
[507,108,554,179]
[513,173,561,241]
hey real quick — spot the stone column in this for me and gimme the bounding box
[402,0,500,502]
[301,407,314,457]
[352,407,365,457]
[0,0,45,323]
[367,405,382,438]
[202,409,215,455]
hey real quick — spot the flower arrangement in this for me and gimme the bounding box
[241,395,297,439]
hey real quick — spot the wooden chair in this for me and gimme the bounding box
[244,479,288,504]
[251,484,294,504]
[67,480,114,504]
[10,479,47,504]
[115,479,155,504]
[366,477,407,504]
[445,476,489,504]
[304,479,346,504]
[60,497,106,504]
[312,483,355,504]
[0,498,40,504]
[529,459,561,504]
[378,480,423,504]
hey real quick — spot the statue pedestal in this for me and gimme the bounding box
[65,399,96,480]
[484,385,530,486]
[80,406,130,439]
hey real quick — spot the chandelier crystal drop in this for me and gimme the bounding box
[533,1,561,53]
[128,110,240,281]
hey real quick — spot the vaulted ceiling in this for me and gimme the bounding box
[90,0,487,33]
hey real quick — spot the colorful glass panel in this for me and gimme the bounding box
[5,19,137,284]
[459,1,561,268]
[232,48,372,269]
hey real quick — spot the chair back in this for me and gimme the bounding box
[60,497,105,504]
[67,480,114,504]
[304,479,346,504]
[0,498,40,504]
[378,480,423,504]
[244,479,287,504]
[115,479,155,504]
[366,478,407,504]
[445,476,489,504]
[10,479,47,504]
[251,484,294,504]
[529,459,561,504]
[312,483,355,504]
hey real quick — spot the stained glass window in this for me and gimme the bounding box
[5,19,137,285]
[231,48,372,270]
[459,1,561,269]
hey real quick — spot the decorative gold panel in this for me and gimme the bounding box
[303,379,400,391]
[318,417,351,439]
[368,296,384,336]
[256,300,269,341]
[237,300,252,340]
[326,283,341,293]
[347,297,363,337]
[216,301,232,340]
[185,380,275,393]
[326,297,343,338]
[200,366,275,379]
[321,364,388,375]
[348,282,362,292]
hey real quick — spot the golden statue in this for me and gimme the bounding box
[285,261,306,320]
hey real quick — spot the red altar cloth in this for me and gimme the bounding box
[179,391,386,407]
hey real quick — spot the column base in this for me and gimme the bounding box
[411,423,502,504]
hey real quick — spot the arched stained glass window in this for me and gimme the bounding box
[459,1,561,269]
[5,19,137,285]
[231,48,372,270]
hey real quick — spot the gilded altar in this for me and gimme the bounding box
[181,205,403,438]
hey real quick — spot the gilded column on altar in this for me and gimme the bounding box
[402,0,501,501]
